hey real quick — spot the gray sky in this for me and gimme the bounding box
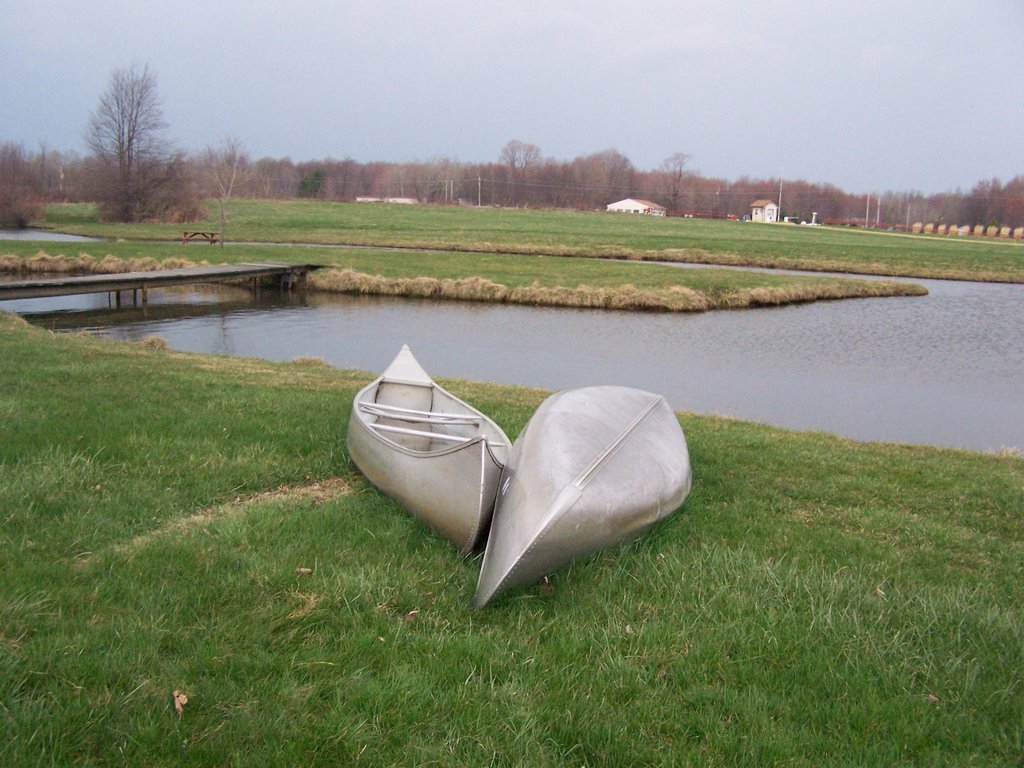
[2,1,1021,194]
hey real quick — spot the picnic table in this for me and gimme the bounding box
[182,231,219,244]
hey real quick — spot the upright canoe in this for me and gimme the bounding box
[474,386,692,607]
[347,345,512,554]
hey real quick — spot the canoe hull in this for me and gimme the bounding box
[347,417,504,552]
[474,386,691,607]
[347,346,510,554]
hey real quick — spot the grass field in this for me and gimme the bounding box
[0,241,926,313]
[37,200,1024,282]
[1,313,1021,765]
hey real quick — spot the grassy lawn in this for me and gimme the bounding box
[38,200,1024,282]
[1,313,1021,765]
[0,240,926,313]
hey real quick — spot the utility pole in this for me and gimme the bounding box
[865,193,871,228]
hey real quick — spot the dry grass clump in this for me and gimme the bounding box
[28,251,94,272]
[137,335,170,351]
[508,281,712,311]
[309,268,713,313]
[291,356,330,367]
[159,257,203,269]
[0,309,30,328]
[720,280,927,309]
[0,254,22,271]
[309,267,925,313]
[0,251,205,275]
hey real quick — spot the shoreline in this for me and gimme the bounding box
[0,252,927,313]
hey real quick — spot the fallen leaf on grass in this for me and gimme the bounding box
[539,576,554,597]
[173,689,188,716]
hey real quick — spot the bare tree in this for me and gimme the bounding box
[0,142,42,227]
[500,139,542,206]
[659,152,691,211]
[202,138,248,246]
[85,62,182,221]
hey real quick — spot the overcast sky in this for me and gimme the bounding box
[2,1,1021,194]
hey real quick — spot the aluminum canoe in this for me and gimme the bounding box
[474,386,692,607]
[347,345,511,554]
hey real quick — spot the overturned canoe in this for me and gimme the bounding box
[474,386,692,607]
[347,345,512,554]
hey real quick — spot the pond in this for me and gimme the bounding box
[4,277,1022,453]
[0,230,99,242]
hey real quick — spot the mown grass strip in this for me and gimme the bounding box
[37,200,1024,283]
[1,312,1021,765]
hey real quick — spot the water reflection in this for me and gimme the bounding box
[6,279,1023,452]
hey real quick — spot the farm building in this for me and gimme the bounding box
[606,198,667,216]
[750,200,779,222]
[355,196,419,204]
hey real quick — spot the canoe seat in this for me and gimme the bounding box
[376,381,433,412]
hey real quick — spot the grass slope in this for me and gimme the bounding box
[39,200,1024,282]
[1,314,1021,765]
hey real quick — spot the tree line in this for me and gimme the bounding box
[2,63,1022,230]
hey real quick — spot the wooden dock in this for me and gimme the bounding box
[0,262,315,304]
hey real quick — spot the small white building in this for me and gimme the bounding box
[750,200,779,223]
[606,198,667,216]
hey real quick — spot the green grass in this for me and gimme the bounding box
[2,312,1021,765]
[0,239,927,314]
[39,200,1024,282]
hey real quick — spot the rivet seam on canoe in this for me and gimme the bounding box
[572,394,664,490]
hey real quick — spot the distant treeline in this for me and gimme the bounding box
[5,140,1023,229]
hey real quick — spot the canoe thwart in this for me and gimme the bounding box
[359,401,483,425]
[369,423,477,444]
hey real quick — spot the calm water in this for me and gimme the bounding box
[5,278,1023,452]
[0,229,98,242]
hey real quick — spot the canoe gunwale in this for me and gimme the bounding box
[352,378,506,462]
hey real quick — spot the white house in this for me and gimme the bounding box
[606,198,667,216]
[750,200,779,223]
[356,196,419,204]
